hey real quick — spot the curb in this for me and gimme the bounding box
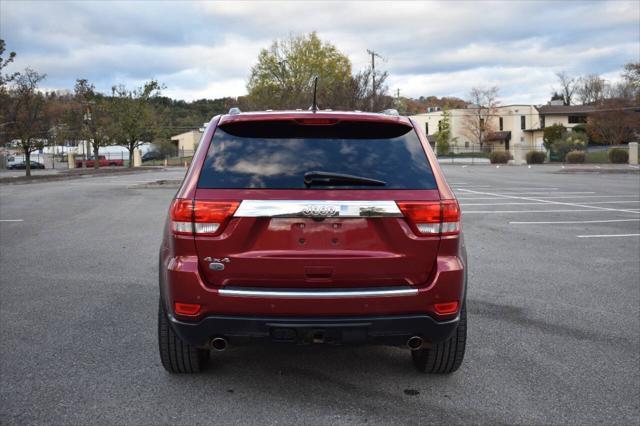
[0,167,166,185]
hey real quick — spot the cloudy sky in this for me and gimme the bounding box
[1,0,638,104]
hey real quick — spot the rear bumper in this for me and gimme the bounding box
[161,254,466,317]
[168,313,460,348]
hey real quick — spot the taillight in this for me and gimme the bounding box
[396,200,461,236]
[170,199,239,236]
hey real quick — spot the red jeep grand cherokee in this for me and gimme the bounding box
[158,109,467,374]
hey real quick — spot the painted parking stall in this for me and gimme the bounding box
[452,177,640,239]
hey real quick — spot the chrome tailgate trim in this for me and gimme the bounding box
[234,200,402,218]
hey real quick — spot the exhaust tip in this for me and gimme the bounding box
[407,336,423,350]
[211,337,228,351]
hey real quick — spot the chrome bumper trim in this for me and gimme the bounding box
[218,288,418,298]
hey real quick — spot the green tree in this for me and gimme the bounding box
[434,109,451,155]
[110,80,162,167]
[542,123,566,151]
[4,68,49,176]
[74,79,114,169]
[247,32,357,110]
[0,40,19,145]
[621,62,639,103]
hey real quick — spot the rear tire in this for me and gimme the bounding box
[411,304,466,374]
[158,299,209,373]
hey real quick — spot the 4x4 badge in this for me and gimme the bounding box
[204,257,230,271]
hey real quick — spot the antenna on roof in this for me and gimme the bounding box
[309,76,319,113]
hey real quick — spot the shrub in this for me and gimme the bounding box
[608,148,629,164]
[565,150,585,164]
[543,124,566,151]
[436,140,450,156]
[551,132,587,162]
[526,151,546,164]
[489,151,511,164]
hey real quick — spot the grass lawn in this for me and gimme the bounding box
[585,149,639,164]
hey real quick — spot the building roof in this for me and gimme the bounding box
[536,105,599,115]
[486,131,511,141]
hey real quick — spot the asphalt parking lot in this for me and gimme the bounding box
[1,166,639,425]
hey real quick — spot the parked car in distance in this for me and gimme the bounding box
[8,161,45,170]
[75,155,123,168]
[142,151,165,162]
[158,109,467,374]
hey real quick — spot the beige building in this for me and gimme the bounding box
[410,101,597,163]
[171,130,203,154]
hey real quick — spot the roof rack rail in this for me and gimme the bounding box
[380,109,400,116]
[228,107,242,115]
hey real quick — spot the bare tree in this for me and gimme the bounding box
[4,68,48,176]
[577,74,606,105]
[587,100,639,145]
[462,86,500,151]
[554,71,577,105]
[0,39,19,89]
[351,67,392,111]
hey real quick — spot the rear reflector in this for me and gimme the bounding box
[434,301,459,315]
[396,200,461,236]
[174,302,201,316]
[170,199,239,236]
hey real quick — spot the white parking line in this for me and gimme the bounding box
[461,200,640,206]
[454,187,560,191]
[458,188,640,214]
[456,191,595,195]
[577,233,640,238]
[0,219,23,222]
[510,219,640,224]
[525,195,639,200]
[463,209,615,214]
[576,200,640,205]
[457,195,640,200]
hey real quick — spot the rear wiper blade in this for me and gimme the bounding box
[303,171,386,187]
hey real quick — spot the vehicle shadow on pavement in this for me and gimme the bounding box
[158,344,494,424]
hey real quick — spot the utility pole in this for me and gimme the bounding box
[367,49,382,111]
[396,88,400,98]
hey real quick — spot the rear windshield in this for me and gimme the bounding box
[197,120,436,189]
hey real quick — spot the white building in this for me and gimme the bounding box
[410,101,597,163]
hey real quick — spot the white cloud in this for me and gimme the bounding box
[1,0,637,103]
